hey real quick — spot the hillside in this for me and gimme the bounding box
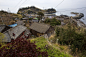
[0,10,22,25]
[29,37,73,57]
[17,6,56,14]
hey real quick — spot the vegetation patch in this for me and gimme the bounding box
[52,23,86,57]
[44,18,61,26]
[30,37,72,57]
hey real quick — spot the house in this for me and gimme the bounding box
[32,18,39,23]
[1,25,30,42]
[29,23,54,38]
[22,17,28,20]
[16,21,25,26]
[44,13,56,19]
[22,17,29,22]
[25,14,38,18]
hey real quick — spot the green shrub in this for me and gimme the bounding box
[29,18,33,20]
[55,24,86,54]
[50,18,61,26]
[44,18,61,26]
[44,18,50,23]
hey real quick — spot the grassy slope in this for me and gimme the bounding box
[29,37,73,57]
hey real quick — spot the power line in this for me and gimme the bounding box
[12,0,23,10]
[80,8,86,12]
[12,0,28,13]
[19,0,28,7]
[55,0,64,8]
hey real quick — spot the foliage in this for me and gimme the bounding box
[28,10,36,14]
[50,18,61,26]
[0,37,48,57]
[0,33,5,43]
[44,18,61,26]
[55,23,86,55]
[31,37,72,57]
[46,8,56,14]
[37,12,44,20]
[0,10,8,14]
[17,6,42,14]
[44,18,50,23]
[13,14,23,19]
[29,18,33,20]
[55,27,60,37]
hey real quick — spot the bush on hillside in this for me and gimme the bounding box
[31,37,72,57]
[0,38,48,57]
[44,18,61,26]
[50,18,61,26]
[29,18,33,20]
[55,23,86,54]
[0,33,5,43]
[44,18,50,23]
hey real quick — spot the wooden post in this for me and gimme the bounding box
[70,16,73,23]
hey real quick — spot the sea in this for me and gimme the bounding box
[56,8,86,25]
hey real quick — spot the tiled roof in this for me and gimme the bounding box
[8,25,27,39]
[29,23,50,33]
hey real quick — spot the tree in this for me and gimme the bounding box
[37,12,44,21]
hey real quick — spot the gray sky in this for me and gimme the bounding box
[0,0,86,13]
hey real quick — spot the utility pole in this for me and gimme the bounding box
[8,8,11,25]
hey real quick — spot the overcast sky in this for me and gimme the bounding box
[0,0,86,24]
[0,0,86,13]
